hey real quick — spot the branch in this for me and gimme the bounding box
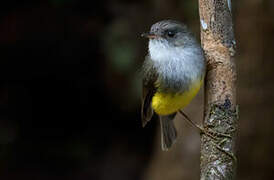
[199,0,238,179]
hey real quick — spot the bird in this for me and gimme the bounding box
[141,20,205,151]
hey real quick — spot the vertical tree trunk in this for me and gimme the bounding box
[199,0,238,179]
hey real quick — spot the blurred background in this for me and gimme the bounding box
[0,0,274,179]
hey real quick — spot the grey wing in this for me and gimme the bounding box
[141,84,156,127]
[141,56,158,127]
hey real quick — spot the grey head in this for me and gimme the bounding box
[142,20,197,47]
[141,20,205,93]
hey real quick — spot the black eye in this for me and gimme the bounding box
[167,31,176,38]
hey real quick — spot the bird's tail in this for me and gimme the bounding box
[160,113,177,151]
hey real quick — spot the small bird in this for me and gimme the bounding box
[141,20,205,151]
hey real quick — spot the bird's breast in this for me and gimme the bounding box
[149,41,204,92]
[152,78,203,115]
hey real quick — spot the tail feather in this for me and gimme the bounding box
[160,114,177,151]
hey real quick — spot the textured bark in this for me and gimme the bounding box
[199,0,238,179]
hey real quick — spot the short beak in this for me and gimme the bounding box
[141,32,158,39]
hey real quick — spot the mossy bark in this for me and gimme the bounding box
[199,0,238,179]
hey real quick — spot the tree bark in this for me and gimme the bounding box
[199,0,238,179]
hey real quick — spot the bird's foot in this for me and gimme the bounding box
[178,110,236,162]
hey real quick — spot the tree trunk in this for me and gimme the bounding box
[199,0,238,179]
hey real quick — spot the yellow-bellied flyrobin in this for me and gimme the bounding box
[141,20,205,151]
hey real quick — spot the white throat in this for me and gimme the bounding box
[148,39,204,87]
[149,39,182,63]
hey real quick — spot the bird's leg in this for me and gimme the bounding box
[178,110,236,161]
[178,110,231,138]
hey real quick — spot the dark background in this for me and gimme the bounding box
[1,0,274,179]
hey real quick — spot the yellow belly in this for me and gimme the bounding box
[151,79,203,115]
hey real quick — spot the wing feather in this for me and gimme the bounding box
[141,56,158,127]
